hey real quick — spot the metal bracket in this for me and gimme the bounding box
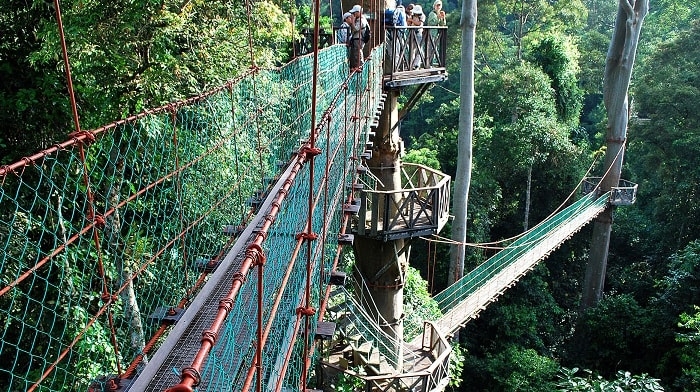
[148,307,185,324]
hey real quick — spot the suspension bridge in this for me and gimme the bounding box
[0,15,637,392]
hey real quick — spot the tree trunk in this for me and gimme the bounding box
[581,0,648,310]
[353,91,404,370]
[107,132,148,363]
[523,164,532,231]
[448,0,477,286]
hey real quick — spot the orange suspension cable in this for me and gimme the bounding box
[44,2,123,389]
[53,0,81,135]
[241,2,267,390]
[298,0,324,388]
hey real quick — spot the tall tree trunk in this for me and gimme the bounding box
[516,9,524,61]
[448,0,477,285]
[107,132,148,363]
[354,91,405,370]
[581,0,648,310]
[523,164,532,231]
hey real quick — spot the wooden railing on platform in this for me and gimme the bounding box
[383,26,448,88]
[357,163,450,241]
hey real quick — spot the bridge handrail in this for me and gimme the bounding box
[420,320,452,390]
[359,163,448,190]
[384,26,448,76]
[433,192,610,313]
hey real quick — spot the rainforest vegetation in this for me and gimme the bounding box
[1,0,699,391]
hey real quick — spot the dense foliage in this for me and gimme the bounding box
[2,0,700,390]
[0,0,294,164]
[400,0,700,391]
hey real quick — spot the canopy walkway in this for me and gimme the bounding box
[0,45,384,392]
[429,191,612,339]
[0,33,636,391]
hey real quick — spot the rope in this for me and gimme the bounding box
[422,150,606,249]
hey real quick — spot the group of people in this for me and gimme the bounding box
[337,0,446,70]
[392,0,446,69]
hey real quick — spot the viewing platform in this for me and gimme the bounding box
[299,25,449,88]
[581,176,638,206]
[353,162,450,241]
[383,26,448,88]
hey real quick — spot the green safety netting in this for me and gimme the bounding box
[433,191,611,315]
[0,43,383,391]
[192,47,383,392]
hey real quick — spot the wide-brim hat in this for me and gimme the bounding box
[350,4,362,13]
[412,5,423,14]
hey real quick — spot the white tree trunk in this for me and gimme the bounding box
[524,164,532,231]
[107,139,149,362]
[448,0,477,285]
[582,0,648,309]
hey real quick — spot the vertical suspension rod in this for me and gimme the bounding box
[242,2,265,391]
[299,0,323,389]
[53,0,81,134]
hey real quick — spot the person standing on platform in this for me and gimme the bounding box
[394,0,407,27]
[392,0,408,69]
[385,0,407,71]
[426,0,446,66]
[427,0,446,28]
[337,12,354,44]
[406,3,415,20]
[348,4,370,69]
[408,4,425,69]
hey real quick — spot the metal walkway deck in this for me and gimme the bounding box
[426,192,611,339]
[128,161,300,392]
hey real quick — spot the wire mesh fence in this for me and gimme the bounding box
[0,44,381,391]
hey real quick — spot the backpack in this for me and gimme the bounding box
[362,25,370,43]
[384,8,395,26]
